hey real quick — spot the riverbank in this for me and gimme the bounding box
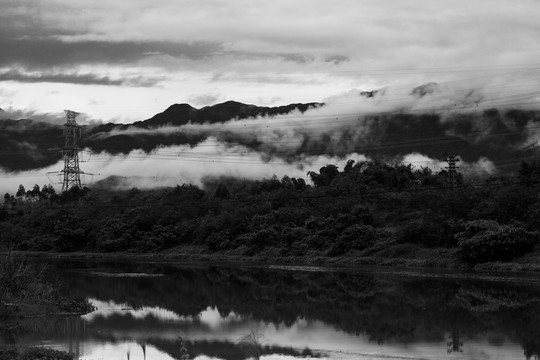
[7,246,540,273]
[0,254,94,337]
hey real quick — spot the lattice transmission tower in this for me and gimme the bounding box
[61,110,83,192]
[442,153,460,189]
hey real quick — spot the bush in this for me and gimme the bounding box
[95,219,140,252]
[53,227,86,252]
[0,255,55,299]
[206,230,233,251]
[236,228,280,255]
[327,225,382,256]
[457,224,538,265]
[396,217,456,247]
[0,346,18,360]
[280,226,308,246]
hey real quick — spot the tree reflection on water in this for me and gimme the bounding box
[3,262,540,360]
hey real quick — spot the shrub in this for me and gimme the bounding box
[396,219,441,247]
[95,219,140,252]
[236,228,280,255]
[0,255,55,299]
[327,225,382,256]
[280,226,308,246]
[0,346,18,360]
[206,230,233,251]
[457,224,538,264]
[53,227,86,252]
[455,219,500,238]
[396,217,457,248]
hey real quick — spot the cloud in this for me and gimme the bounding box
[0,138,368,193]
[0,107,102,127]
[2,0,540,125]
[0,69,161,87]
[0,38,224,70]
[188,93,222,106]
[0,108,65,124]
[325,55,349,65]
[82,80,538,173]
[401,152,496,177]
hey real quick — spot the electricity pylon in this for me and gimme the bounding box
[61,110,83,192]
[47,110,92,192]
[442,153,460,189]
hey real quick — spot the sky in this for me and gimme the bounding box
[1,0,540,193]
[1,0,540,124]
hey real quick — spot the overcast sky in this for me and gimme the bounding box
[1,0,540,123]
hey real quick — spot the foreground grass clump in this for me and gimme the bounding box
[0,255,55,301]
[0,253,93,322]
[0,345,73,360]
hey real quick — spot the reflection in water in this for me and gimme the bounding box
[2,262,540,360]
[447,329,463,354]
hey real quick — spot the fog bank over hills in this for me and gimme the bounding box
[1,82,539,191]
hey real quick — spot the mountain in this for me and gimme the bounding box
[131,101,319,128]
[0,101,321,171]
[0,100,538,175]
[0,118,64,171]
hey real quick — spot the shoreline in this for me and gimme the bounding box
[6,249,540,275]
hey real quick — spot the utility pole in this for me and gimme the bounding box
[62,110,83,192]
[442,153,460,189]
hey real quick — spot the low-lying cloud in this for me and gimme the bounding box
[401,152,496,177]
[0,139,368,193]
[92,81,540,164]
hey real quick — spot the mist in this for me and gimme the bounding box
[1,138,502,195]
[89,80,539,167]
[0,138,370,194]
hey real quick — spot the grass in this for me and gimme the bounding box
[0,252,93,359]
[0,345,73,360]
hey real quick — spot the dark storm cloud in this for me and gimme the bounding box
[0,1,222,68]
[0,38,224,69]
[0,69,161,87]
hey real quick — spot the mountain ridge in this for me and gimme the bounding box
[0,101,322,171]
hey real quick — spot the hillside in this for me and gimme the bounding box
[0,101,320,171]
[1,101,539,174]
[2,160,540,271]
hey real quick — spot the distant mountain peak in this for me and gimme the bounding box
[164,103,196,112]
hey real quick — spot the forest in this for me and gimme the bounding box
[1,159,540,269]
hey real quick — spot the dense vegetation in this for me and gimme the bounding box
[1,160,540,267]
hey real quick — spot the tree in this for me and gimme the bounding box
[27,184,41,200]
[344,159,355,173]
[215,183,230,199]
[16,184,26,198]
[41,184,56,199]
[308,164,339,187]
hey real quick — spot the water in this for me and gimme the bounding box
[3,260,540,360]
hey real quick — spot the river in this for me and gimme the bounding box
[2,260,540,360]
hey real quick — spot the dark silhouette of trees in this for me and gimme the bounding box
[16,185,25,198]
[214,183,230,199]
[308,164,339,187]
[1,159,539,265]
